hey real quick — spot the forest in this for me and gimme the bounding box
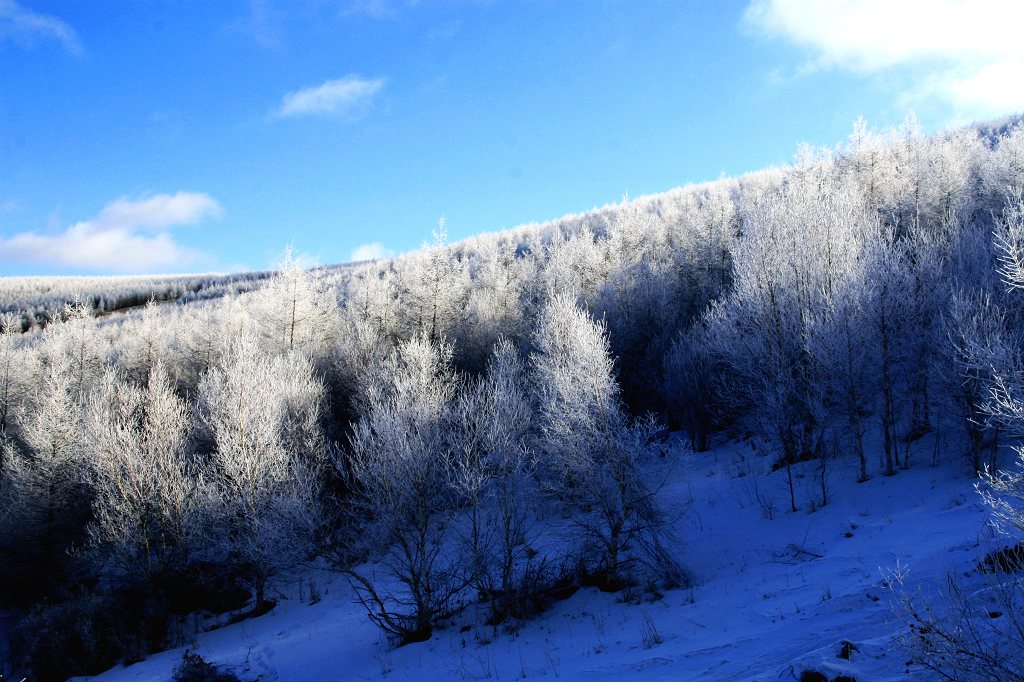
[3,115,1024,680]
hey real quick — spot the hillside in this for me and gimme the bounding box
[81,432,997,681]
[2,117,1024,681]
[0,272,277,330]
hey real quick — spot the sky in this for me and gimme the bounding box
[1,0,1023,276]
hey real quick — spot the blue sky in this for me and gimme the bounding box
[1,0,1022,275]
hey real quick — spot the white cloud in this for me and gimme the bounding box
[744,0,1024,117]
[350,242,394,262]
[90,193,223,232]
[278,75,385,118]
[0,0,81,54]
[0,192,222,273]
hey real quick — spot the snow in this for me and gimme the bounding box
[80,431,1000,681]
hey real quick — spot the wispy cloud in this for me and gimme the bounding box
[228,0,282,48]
[0,192,222,273]
[350,242,394,262]
[277,75,386,119]
[0,0,81,54]
[342,0,406,20]
[744,0,1024,118]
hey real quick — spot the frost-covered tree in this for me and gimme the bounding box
[815,280,875,481]
[402,222,470,345]
[981,124,1024,213]
[668,181,739,307]
[346,262,402,346]
[943,289,1007,472]
[152,304,214,393]
[662,323,717,452]
[344,334,463,642]
[844,117,902,210]
[450,338,535,615]
[461,238,531,371]
[531,294,620,450]
[994,189,1024,293]
[707,172,870,505]
[38,298,106,406]
[597,204,682,413]
[896,125,980,236]
[901,218,961,450]
[535,227,606,305]
[84,363,197,579]
[114,299,167,385]
[0,312,35,436]
[197,334,326,611]
[1,364,91,598]
[251,248,338,360]
[857,226,913,476]
[531,293,675,588]
[897,190,1024,682]
[330,306,391,422]
[963,193,1024,516]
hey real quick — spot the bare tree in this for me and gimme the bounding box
[893,569,1024,682]
[662,323,718,452]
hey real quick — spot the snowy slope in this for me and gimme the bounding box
[81,433,999,681]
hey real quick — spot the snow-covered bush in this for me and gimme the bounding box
[172,650,241,682]
[893,569,1024,682]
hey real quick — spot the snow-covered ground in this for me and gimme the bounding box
[81,433,1001,681]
